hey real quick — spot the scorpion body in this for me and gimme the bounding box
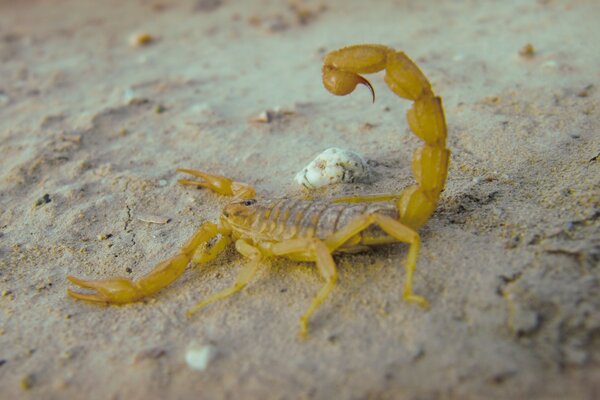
[68,44,450,337]
[227,198,401,253]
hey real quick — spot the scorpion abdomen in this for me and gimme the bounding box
[249,198,399,248]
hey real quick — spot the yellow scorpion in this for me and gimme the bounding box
[68,44,449,337]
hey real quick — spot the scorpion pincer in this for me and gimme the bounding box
[68,44,450,337]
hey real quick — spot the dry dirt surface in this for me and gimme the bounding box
[1,0,599,399]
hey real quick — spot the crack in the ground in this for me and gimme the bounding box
[122,179,136,248]
[124,203,136,248]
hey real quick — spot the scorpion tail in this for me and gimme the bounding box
[390,55,449,230]
[322,45,450,230]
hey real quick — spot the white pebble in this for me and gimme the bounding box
[185,344,215,371]
[295,147,372,189]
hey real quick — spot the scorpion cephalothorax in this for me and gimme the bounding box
[68,44,450,337]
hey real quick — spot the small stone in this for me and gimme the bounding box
[129,32,154,47]
[250,110,272,123]
[185,344,216,371]
[33,193,51,207]
[577,84,593,98]
[20,374,34,390]
[519,43,535,57]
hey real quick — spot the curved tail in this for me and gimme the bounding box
[322,44,449,229]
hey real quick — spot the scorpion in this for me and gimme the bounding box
[68,44,450,337]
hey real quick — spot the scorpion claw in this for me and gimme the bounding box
[176,168,256,199]
[67,275,143,304]
[66,288,107,303]
[67,275,102,289]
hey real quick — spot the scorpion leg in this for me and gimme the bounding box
[187,239,263,316]
[191,234,231,265]
[272,239,337,338]
[177,168,256,199]
[324,213,428,308]
[68,222,227,304]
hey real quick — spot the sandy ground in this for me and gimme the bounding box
[1,0,599,399]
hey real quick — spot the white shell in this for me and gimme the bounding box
[295,147,372,189]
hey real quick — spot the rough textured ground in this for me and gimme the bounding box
[1,0,599,399]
